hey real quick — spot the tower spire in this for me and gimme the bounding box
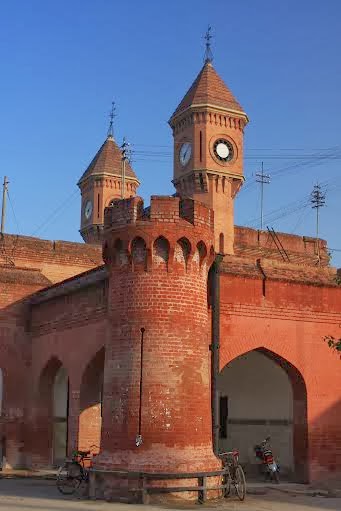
[107,101,116,138]
[204,25,213,64]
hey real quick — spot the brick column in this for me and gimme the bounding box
[67,379,81,456]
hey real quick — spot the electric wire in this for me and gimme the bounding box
[31,188,79,237]
[6,190,21,234]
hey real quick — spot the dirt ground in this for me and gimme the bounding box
[0,478,340,511]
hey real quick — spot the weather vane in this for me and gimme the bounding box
[107,101,116,138]
[204,25,213,63]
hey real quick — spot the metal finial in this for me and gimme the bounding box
[204,25,213,63]
[107,101,116,138]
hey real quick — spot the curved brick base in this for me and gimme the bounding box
[94,446,221,473]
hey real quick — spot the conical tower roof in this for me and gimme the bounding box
[170,61,246,120]
[78,135,139,185]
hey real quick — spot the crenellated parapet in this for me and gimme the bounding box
[102,195,215,273]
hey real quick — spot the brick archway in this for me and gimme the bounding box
[32,357,69,468]
[256,348,308,482]
[218,347,308,482]
[78,347,105,454]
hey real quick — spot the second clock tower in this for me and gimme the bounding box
[169,60,248,254]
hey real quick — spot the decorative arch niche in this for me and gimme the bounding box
[131,237,147,271]
[153,236,170,268]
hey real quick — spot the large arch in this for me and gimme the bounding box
[37,357,69,467]
[217,348,308,482]
[78,347,105,454]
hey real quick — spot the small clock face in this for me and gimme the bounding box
[179,142,192,167]
[214,138,234,162]
[84,200,93,220]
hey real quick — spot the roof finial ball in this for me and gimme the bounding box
[204,25,213,64]
[107,101,116,139]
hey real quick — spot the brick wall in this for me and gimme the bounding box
[234,226,329,266]
[219,270,341,482]
[0,234,102,284]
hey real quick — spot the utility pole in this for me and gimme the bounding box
[310,183,326,265]
[1,176,9,235]
[121,138,130,199]
[255,162,270,230]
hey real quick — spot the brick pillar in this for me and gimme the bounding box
[67,383,80,456]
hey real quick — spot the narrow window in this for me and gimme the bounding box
[219,233,224,254]
[199,131,203,162]
[219,396,228,439]
[199,173,205,191]
[97,193,100,219]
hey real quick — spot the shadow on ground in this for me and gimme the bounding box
[0,478,340,511]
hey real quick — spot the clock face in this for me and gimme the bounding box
[179,142,192,167]
[84,200,93,220]
[213,138,234,162]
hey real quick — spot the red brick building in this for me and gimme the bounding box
[0,58,340,497]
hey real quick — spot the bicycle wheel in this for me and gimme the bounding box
[272,469,280,484]
[223,470,231,497]
[234,465,246,501]
[56,461,82,495]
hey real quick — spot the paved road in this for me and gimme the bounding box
[0,478,339,511]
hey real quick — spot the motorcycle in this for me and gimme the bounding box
[254,436,280,483]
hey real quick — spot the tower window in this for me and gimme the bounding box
[199,173,205,191]
[97,194,100,219]
[219,233,224,254]
[199,131,203,162]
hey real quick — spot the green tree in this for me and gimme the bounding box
[324,336,341,354]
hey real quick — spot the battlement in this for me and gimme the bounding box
[104,195,214,230]
[103,196,215,273]
[234,226,330,267]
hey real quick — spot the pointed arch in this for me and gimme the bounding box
[79,347,105,454]
[131,236,147,270]
[175,237,191,269]
[113,238,128,267]
[196,241,207,267]
[36,357,69,467]
[153,236,170,268]
[218,347,308,482]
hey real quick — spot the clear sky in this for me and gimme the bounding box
[1,0,341,265]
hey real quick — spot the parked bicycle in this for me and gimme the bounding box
[56,445,99,495]
[218,450,246,501]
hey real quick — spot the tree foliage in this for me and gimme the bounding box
[324,336,341,355]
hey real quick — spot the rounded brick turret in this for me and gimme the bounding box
[94,195,220,480]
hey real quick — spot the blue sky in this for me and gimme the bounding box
[1,0,341,265]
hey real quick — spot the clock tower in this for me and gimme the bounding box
[78,134,139,244]
[169,60,248,254]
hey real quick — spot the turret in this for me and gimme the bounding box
[93,195,220,489]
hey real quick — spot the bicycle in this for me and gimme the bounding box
[218,450,246,501]
[56,445,99,495]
